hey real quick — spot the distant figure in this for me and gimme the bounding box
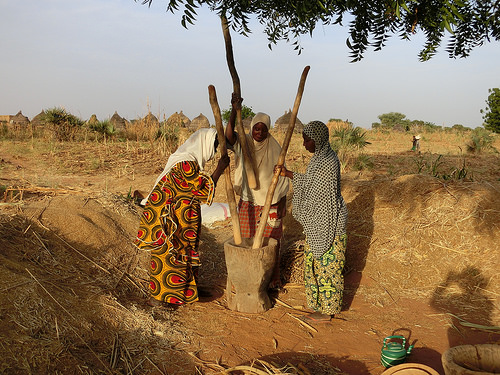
[411,134,421,151]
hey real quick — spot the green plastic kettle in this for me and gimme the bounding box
[380,335,414,368]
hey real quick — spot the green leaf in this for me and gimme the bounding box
[442,19,454,34]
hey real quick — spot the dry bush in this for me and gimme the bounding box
[326,119,351,133]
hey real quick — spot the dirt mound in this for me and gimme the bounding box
[341,175,499,317]
[0,193,193,374]
[0,174,499,374]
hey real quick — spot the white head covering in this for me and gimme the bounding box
[250,112,271,129]
[234,113,289,206]
[142,128,217,204]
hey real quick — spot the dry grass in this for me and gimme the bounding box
[1,127,499,374]
[366,129,500,155]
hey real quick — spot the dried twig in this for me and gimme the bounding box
[286,313,318,333]
[145,356,167,375]
[110,333,120,368]
[224,365,272,375]
[50,230,111,275]
[274,298,309,313]
[187,351,226,371]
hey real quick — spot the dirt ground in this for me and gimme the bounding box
[1,134,499,375]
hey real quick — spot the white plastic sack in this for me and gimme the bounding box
[201,202,230,227]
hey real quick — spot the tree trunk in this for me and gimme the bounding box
[253,66,310,249]
[221,15,258,190]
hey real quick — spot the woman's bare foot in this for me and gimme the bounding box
[147,297,179,310]
[301,311,332,323]
[147,297,162,307]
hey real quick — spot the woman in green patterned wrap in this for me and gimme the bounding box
[275,120,348,322]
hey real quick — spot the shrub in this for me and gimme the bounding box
[221,104,255,124]
[481,88,500,134]
[466,128,496,153]
[451,124,472,133]
[413,153,473,181]
[89,120,115,137]
[353,154,374,171]
[41,107,84,141]
[156,121,180,154]
[330,125,371,171]
[331,126,371,152]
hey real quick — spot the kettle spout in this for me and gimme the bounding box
[407,345,414,355]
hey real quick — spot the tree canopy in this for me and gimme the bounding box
[139,0,499,61]
[481,88,500,133]
[222,103,255,124]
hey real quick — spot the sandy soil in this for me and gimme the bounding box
[1,138,499,375]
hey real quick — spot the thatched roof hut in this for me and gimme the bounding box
[166,111,191,128]
[274,110,303,133]
[86,114,99,127]
[188,113,210,131]
[10,111,30,126]
[30,111,45,127]
[143,112,160,127]
[110,111,127,131]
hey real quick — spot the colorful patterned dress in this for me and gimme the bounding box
[135,160,214,305]
[292,121,348,315]
[304,234,347,315]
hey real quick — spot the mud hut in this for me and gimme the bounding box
[274,110,303,133]
[86,114,99,127]
[166,111,191,128]
[10,111,30,126]
[110,111,127,132]
[188,113,210,131]
[143,112,160,127]
[30,111,46,128]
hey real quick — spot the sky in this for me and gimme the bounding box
[1,0,499,129]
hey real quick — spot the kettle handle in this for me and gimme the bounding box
[383,335,406,347]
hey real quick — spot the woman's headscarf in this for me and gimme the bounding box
[142,128,217,204]
[234,112,289,206]
[292,121,347,258]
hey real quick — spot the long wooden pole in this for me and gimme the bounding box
[208,84,242,245]
[252,66,310,249]
[221,15,258,190]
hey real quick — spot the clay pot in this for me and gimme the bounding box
[442,344,500,375]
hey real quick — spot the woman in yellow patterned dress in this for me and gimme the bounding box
[135,128,229,307]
